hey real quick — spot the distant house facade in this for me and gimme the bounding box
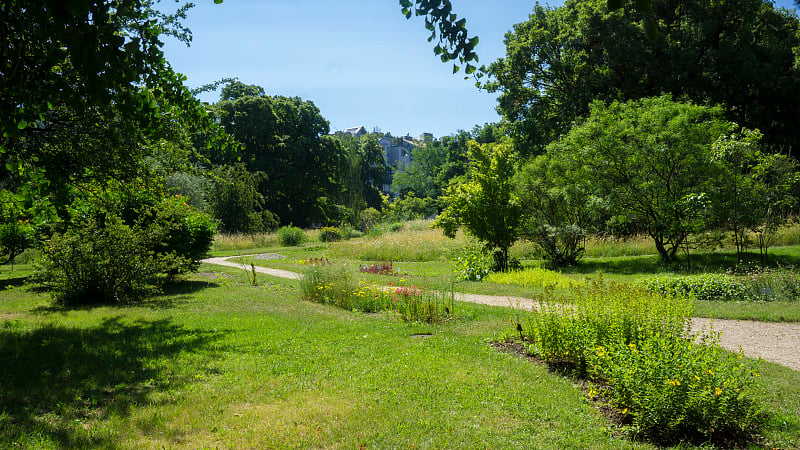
[378,136,415,194]
[342,126,426,195]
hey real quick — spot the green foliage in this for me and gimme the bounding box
[0,221,33,267]
[588,334,766,445]
[1,0,235,228]
[300,264,453,323]
[639,269,800,303]
[515,154,605,267]
[154,196,217,273]
[549,96,734,261]
[164,172,212,211]
[488,0,800,157]
[34,188,214,304]
[208,164,276,234]
[358,208,381,231]
[711,132,799,259]
[524,278,693,370]
[66,182,215,274]
[741,267,800,302]
[318,227,343,243]
[384,193,438,222]
[210,84,346,226]
[452,245,492,281]
[400,0,480,76]
[277,226,307,247]
[638,274,749,302]
[435,141,521,271]
[36,215,184,305]
[521,278,766,445]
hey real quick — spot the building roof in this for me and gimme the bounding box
[344,126,367,136]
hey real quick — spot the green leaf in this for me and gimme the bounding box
[607,0,625,9]
[17,120,28,130]
[214,0,223,3]
[465,64,476,75]
[453,64,460,74]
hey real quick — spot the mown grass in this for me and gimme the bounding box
[4,225,800,448]
[1,265,657,449]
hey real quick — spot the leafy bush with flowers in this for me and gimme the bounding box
[520,277,766,446]
[587,333,765,445]
[300,264,453,323]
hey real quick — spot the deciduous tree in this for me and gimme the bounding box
[434,140,521,271]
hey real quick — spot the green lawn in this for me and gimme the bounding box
[0,265,652,449]
[2,237,799,448]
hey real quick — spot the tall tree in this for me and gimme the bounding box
[434,140,521,272]
[549,96,734,261]
[1,0,230,222]
[210,83,346,226]
[487,0,800,157]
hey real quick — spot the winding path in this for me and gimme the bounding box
[201,255,800,372]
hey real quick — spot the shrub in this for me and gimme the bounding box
[453,245,492,281]
[154,196,216,274]
[520,278,765,446]
[524,278,692,371]
[637,273,749,302]
[588,334,766,445]
[318,226,343,242]
[277,226,306,246]
[36,214,185,305]
[739,266,800,302]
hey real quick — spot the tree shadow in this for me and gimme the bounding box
[0,317,226,447]
[0,274,30,289]
[560,250,800,277]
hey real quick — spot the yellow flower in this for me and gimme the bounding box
[596,346,606,357]
[714,387,723,397]
[667,379,681,387]
[628,342,637,352]
[706,369,714,376]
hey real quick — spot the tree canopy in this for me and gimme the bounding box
[487,0,800,157]
[434,140,521,271]
[547,96,736,261]
[208,82,347,226]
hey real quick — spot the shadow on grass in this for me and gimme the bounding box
[0,317,225,447]
[559,249,800,277]
[0,274,30,289]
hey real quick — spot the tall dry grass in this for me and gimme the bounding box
[328,220,468,261]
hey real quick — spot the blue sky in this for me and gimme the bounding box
[161,0,798,138]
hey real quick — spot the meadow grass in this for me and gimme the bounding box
[1,265,654,449]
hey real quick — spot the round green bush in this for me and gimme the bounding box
[278,226,306,246]
[319,226,342,242]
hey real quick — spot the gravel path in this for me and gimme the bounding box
[201,256,302,280]
[201,255,800,372]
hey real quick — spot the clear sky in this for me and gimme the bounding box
[160,0,798,139]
